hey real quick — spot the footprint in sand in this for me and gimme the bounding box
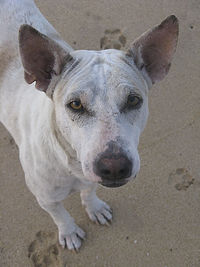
[28,231,62,267]
[168,168,195,191]
[100,29,127,50]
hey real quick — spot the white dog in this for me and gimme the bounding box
[0,0,178,250]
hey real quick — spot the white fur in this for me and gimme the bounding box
[0,0,152,250]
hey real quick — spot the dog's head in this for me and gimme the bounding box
[19,15,178,187]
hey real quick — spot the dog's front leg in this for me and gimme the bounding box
[80,184,112,225]
[37,199,85,251]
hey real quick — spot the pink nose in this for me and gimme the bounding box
[94,154,132,180]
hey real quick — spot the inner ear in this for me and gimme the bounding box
[127,15,179,84]
[19,24,73,93]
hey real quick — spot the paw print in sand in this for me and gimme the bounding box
[28,231,62,267]
[100,29,127,50]
[168,168,195,191]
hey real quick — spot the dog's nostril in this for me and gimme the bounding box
[119,169,125,175]
[102,169,111,176]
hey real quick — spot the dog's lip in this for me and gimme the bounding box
[99,179,129,188]
[98,175,137,188]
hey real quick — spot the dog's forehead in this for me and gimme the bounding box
[70,49,130,84]
[71,49,124,62]
[58,49,149,102]
[71,49,147,84]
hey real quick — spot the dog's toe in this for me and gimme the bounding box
[94,211,109,225]
[85,199,113,225]
[59,226,85,251]
[65,233,81,251]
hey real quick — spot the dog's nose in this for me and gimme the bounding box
[94,153,132,180]
[98,156,132,180]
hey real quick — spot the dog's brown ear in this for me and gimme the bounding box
[127,15,179,84]
[19,25,73,93]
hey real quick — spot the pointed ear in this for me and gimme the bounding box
[19,25,73,94]
[127,15,179,84]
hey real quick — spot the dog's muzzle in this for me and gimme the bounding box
[93,142,133,188]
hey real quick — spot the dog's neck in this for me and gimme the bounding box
[51,109,82,168]
[53,118,77,160]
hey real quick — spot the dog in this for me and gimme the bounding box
[0,0,178,251]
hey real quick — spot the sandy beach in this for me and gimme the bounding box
[0,0,200,266]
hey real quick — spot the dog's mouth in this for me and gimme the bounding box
[99,179,129,188]
[98,175,137,188]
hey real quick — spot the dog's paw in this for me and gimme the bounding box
[59,225,85,251]
[84,197,112,225]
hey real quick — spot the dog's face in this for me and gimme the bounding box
[19,16,178,187]
[53,49,149,186]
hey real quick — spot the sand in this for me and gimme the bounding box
[0,0,200,266]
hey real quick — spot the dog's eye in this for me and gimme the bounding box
[127,94,142,109]
[68,100,83,111]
